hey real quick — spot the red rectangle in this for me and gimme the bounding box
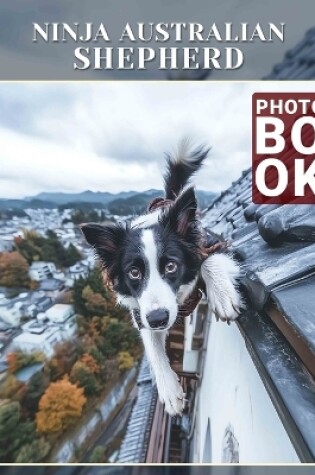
[252,92,315,204]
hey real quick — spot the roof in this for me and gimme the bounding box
[117,357,157,463]
[265,27,315,79]
[14,327,59,344]
[30,261,55,268]
[38,278,64,291]
[202,169,315,461]
[46,304,74,318]
[15,362,44,382]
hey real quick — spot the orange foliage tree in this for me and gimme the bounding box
[79,353,100,374]
[36,378,86,434]
[0,251,30,287]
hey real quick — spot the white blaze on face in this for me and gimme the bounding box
[139,229,178,329]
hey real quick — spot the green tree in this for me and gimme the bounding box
[15,229,81,268]
[89,446,105,463]
[0,400,20,460]
[15,437,50,463]
[70,362,101,396]
[21,371,50,418]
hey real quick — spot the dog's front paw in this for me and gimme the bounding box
[157,370,185,416]
[201,253,242,324]
[213,285,241,324]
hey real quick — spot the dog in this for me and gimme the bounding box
[81,140,242,416]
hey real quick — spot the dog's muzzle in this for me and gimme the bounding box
[132,308,169,330]
[146,309,169,329]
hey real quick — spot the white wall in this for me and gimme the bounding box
[192,316,299,463]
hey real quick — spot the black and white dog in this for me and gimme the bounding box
[81,141,241,415]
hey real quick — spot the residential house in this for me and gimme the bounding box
[29,261,57,281]
[13,327,62,358]
[38,278,66,300]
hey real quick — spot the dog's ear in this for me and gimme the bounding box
[163,186,198,236]
[80,222,126,269]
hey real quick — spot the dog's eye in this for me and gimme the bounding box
[165,261,177,274]
[128,267,142,280]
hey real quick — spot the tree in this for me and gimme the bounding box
[72,267,124,319]
[0,374,25,401]
[15,229,81,268]
[70,361,101,396]
[36,378,86,434]
[46,341,78,381]
[118,351,134,371]
[0,400,20,459]
[20,371,50,418]
[82,285,110,317]
[6,350,44,374]
[0,400,46,462]
[15,437,50,463]
[0,251,30,287]
[79,353,100,373]
[89,446,105,463]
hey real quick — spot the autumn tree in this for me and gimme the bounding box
[36,378,86,434]
[72,267,125,319]
[118,351,134,371]
[0,251,30,287]
[6,350,44,374]
[82,285,108,317]
[79,353,100,373]
[46,341,78,381]
[0,375,26,401]
[70,361,101,396]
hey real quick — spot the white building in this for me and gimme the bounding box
[0,302,22,327]
[29,261,57,281]
[13,327,62,358]
[46,304,74,324]
[68,263,88,280]
[186,305,299,463]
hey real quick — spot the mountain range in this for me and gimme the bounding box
[0,189,216,214]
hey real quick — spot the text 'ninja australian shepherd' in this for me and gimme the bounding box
[81,141,242,416]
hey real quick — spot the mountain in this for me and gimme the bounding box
[108,190,216,215]
[26,189,159,206]
[0,189,216,214]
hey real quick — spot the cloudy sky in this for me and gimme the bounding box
[1,81,314,198]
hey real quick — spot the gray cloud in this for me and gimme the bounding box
[1,81,315,199]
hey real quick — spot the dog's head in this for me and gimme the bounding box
[81,187,201,331]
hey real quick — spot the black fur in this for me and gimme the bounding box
[164,143,210,199]
[81,143,206,317]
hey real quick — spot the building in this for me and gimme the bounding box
[29,261,57,281]
[46,304,75,323]
[0,301,23,327]
[117,29,315,463]
[13,326,62,357]
[38,278,66,299]
[68,263,89,280]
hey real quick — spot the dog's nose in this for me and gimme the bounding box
[146,309,169,329]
